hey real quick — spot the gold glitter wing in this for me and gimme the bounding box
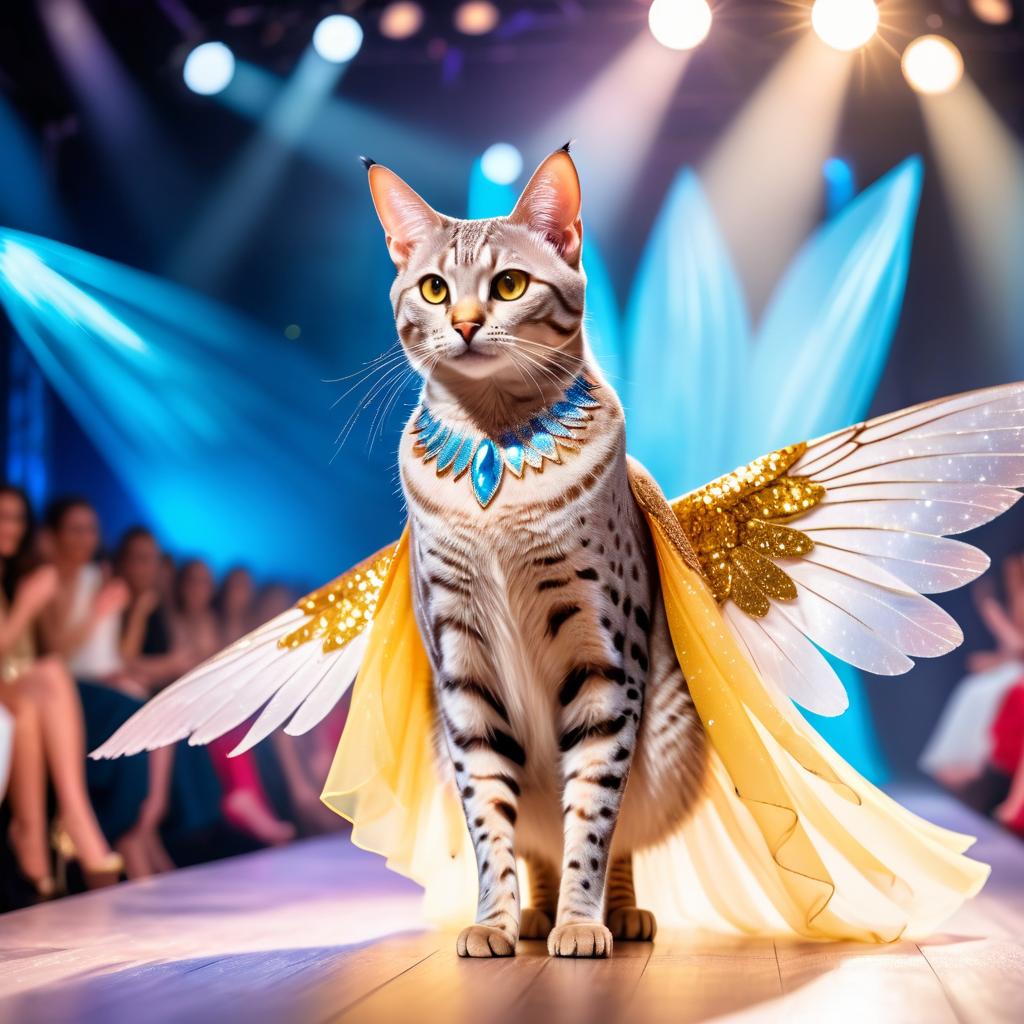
[280,543,396,654]
[92,540,403,760]
[671,444,826,618]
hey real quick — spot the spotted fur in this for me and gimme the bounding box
[369,149,706,959]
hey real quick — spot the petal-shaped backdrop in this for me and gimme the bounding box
[739,156,924,459]
[623,170,751,498]
[0,228,382,582]
[467,158,622,379]
[738,157,924,782]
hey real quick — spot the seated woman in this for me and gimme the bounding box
[38,499,220,877]
[0,484,122,897]
[117,527,190,692]
[176,560,295,846]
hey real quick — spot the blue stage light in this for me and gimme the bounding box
[822,156,855,214]
[480,143,523,186]
[312,15,364,63]
[183,41,236,96]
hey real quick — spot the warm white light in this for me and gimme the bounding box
[380,2,424,40]
[902,35,964,95]
[811,0,878,51]
[648,0,712,52]
[968,0,1013,25]
[312,15,364,63]
[453,2,500,36]
[481,143,523,185]
[183,42,235,96]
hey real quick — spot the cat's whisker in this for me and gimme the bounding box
[330,349,410,410]
[334,360,412,452]
[367,366,417,454]
[323,340,403,384]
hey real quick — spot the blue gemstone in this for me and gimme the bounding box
[537,414,577,439]
[413,407,434,432]
[436,432,464,471]
[551,401,587,422]
[566,382,600,409]
[471,438,503,507]
[498,432,525,477]
[525,421,559,461]
[452,437,476,479]
[424,426,451,460]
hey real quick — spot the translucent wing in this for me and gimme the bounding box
[91,543,397,759]
[672,382,1024,716]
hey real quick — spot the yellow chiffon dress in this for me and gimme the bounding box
[322,467,988,942]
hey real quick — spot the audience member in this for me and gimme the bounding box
[0,485,122,898]
[117,527,188,692]
[174,559,295,846]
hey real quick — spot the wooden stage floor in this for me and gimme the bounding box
[1,787,1021,1024]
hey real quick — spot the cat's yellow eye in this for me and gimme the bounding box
[419,275,448,304]
[492,269,529,302]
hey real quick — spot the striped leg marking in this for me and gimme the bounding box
[520,853,559,940]
[549,664,640,958]
[605,854,656,941]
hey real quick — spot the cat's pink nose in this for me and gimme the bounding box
[453,320,482,345]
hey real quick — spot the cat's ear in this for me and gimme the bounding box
[509,147,583,266]
[366,163,444,266]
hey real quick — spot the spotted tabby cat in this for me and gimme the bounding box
[367,146,706,959]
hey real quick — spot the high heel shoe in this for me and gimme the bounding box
[52,822,125,891]
[7,824,59,901]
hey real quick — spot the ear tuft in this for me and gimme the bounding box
[360,155,377,170]
[560,139,573,154]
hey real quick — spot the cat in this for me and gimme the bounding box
[366,145,707,958]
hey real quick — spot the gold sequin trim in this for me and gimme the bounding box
[627,458,703,576]
[671,444,826,618]
[279,544,396,654]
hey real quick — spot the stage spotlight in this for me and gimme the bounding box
[312,14,364,63]
[902,35,964,95]
[480,142,523,185]
[380,2,424,40]
[811,0,878,52]
[183,41,236,96]
[969,0,1013,25]
[454,2,499,36]
[648,0,712,52]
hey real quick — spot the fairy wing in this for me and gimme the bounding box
[672,381,1024,716]
[91,543,398,759]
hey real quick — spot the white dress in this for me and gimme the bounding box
[66,564,124,682]
[919,661,1024,777]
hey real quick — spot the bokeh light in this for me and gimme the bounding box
[648,0,713,52]
[811,0,878,52]
[380,2,424,40]
[480,142,523,185]
[968,0,1013,25]
[183,42,235,96]
[902,35,964,95]
[312,15,364,63]
[453,2,500,36]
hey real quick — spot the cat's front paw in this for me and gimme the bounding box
[519,907,554,939]
[456,925,516,958]
[547,921,613,958]
[607,907,657,941]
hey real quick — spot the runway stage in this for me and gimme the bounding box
[1,788,1021,1024]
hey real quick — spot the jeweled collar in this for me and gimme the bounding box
[410,375,600,508]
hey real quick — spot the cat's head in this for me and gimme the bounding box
[366,147,585,388]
